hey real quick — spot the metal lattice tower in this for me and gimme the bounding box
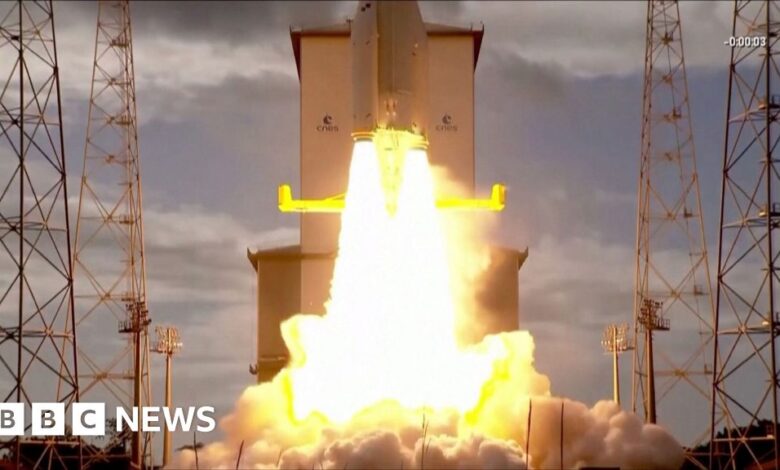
[72,1,152,467]
[630,0,716,454]
[0,1,82,467]
[711,2,780,468]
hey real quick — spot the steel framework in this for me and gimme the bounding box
[0,1,82,468]
[72,1,152,467]
[631,0,716,459]
[711,1,780,468]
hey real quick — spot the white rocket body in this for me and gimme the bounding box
[352,1,429,138]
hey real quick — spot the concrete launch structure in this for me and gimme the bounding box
[248,1,527,381]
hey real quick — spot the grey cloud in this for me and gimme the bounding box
[59,1,353,43]
[141,204,296,304]
[140,72,297,125]
[132,71,300,224]
[419,1,468,25]
[449,1,731,76]
[480,48,569,104]
[125,1,469,45]
[523,278,631,326]
[133,1,352,41]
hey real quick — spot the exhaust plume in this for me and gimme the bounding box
[173,138,684,469]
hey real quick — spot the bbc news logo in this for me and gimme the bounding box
[0,403,216,436]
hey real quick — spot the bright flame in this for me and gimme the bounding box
[285,133,496,422]
[173,131,686,470]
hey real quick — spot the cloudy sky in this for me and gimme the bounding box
[26,0,741,455]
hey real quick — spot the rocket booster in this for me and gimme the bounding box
[352,1,429,140]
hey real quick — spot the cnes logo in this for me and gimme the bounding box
[0,403,216,436]
[435,114,458,132]
[316,114,339,132]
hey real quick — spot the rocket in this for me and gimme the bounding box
[276,0,506,214]
[351,1,429,141]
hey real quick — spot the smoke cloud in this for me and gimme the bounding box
[172,331,682,469]
[172,154,685,469]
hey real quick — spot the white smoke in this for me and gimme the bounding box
[172,333,683,469]
[172,153,686,469]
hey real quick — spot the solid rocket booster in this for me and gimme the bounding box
[352,1,429,140]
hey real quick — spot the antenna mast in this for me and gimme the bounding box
[712,1,780,468]
[73,1,152,467]
[631,1,717,464]
[0,1,81,467]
